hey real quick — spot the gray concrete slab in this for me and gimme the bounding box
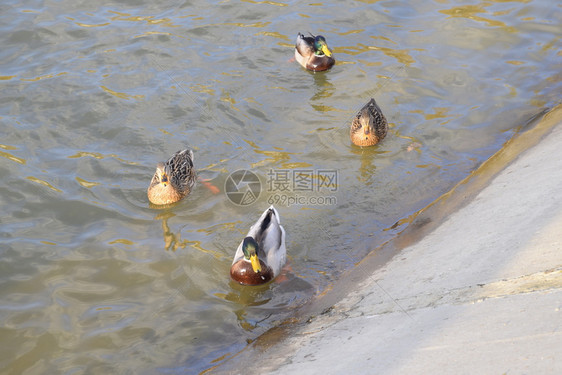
[215,106,562,374]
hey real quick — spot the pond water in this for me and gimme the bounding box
[1,0,560,373]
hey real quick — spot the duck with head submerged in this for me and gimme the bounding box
[147,149,197,205]
[230,206,287,286]
[350,98,388,147]
[294,32,335,72]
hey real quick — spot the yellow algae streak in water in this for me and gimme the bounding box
[21,72,68,82]
[439,4,517,32]
[68,151,105,159]
[223,21,271,28]
[255,31,290,41]
[26,176,62,192]
[0,145,26,164]
[76,177,100,188]
[108,239,135,245]
[100,86,144,100]
[241,0,288,6]
[75,22,110,28]
[68,151,138,165]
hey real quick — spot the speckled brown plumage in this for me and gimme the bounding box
[147,149,197,205]
[350,98,388,147]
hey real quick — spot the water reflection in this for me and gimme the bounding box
[235,309,272,332]
[157,211,182,251]
[221,282,272,307]
[349,145,383,183]
[156,211,225,261]
[311,73,336,102]
[439,3,517,32]
[0,145,27,164]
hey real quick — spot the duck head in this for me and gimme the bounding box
[242,237,262,273]
[314,35,332,57]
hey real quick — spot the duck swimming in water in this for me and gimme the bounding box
[230,206,287,286]
[147,149,197,205]
[350,98,388,147]
[294,32,335,72]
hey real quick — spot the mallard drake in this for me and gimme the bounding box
[147,149,197,205]
[294,32,335,72]
[230,206,287,286]
[350,98,388,147]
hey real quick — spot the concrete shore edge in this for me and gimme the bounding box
[212,104,562,374]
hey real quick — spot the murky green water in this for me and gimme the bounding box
[1,0,560,373]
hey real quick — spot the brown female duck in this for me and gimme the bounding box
[350,98,388,147]
[147,149,197,205]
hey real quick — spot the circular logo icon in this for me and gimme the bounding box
[224,169,261,206]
